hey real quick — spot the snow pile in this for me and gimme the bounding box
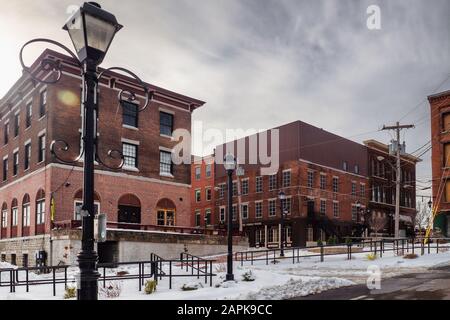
[0,262,16,269]
[237,277,354,300]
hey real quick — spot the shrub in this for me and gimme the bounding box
[241,270,255,282]
[99,282,122,298]
[327,236,337,245]
[317,240,323,246]
[144,280,157,294]
[366,253,377,261]
[403,253,419,259]
[345,237,352,245]
[181,282,204,291]
[64,284,77,299]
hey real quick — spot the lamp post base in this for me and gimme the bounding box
[225,274,235,281]
[76,250,100,300]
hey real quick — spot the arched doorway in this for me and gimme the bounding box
[117,194,141,228]
[156,199,176,226]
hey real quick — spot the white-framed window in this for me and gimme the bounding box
[219,183,226,199]
[123,143,138,168]
[22,203,30,227]
[320,174,326,190]
[332,177,339,193]
[351,182,357,196]
[74,201,100,221]
[241,204,249,220]
[256,176,263,193]
[333,201,339,218]
[195,210,201,227]
[205,209,211,225]
[13,151,19,176]
[39,89,47,117]
[24,143,31,171]
[219,207,226,222]
[269,200,276,217]
[255,229,265,246]
[195,167,201,180]
[354,164,359,175]
[12,207,18,226]
[159,150,173,175]
[343,161,348,171]
[26,102,32,128]
[1,210,7,228]
[360,183,366,197]
[268,227,279,243]
[269,174,277,191]
[38,134,46,163]
[36,199,45,225]
[320,199,326,215]
[232,205,237,221]
[351,205,358,221]
[281,197,292,215]
[282,170,291,188]
[241,179,249,195]
[206,164,212,178]
[255,202,263,219]
[205,187,212,201]
[232,181,238,197]
[307,171,314,188]
[195,189,201,202]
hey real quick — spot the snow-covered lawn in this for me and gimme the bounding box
[1,245,449,300]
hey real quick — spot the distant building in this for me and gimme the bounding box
[192,121,420,247]
[429,90,450,237]
[364,140,420,237]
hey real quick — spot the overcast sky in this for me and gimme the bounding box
[1,0,449,198]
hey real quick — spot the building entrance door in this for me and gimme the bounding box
[118,205,141,228]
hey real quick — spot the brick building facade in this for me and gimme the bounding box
[429,90,450,237]
[364,140,419,237]
[191,155,215,229]
[192,121,420,247]
[0,49,205,265]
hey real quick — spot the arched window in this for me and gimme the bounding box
[1,203,7,234]
[11,199,18,227]
[73,190,101,220]
[22,194,31,228]
[118,194,141,226]
[156,198,176,226]
[36,189,46,225]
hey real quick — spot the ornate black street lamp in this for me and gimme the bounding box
[20,2,153,300]
[278,191,286,257]
[224,153,236,281]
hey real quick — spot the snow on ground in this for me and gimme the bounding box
[1,244,449,300]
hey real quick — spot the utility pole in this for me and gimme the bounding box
[381,122,414,239]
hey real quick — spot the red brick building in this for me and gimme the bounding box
[0,49,204,264]
[211,121,370,247]
[364,140,419,237]
[429,90,450,237]
[191,155,215,229]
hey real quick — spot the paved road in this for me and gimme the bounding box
[292,265,450,300]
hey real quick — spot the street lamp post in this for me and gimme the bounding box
[224,153,236,281]
[278,191,286,257]
[20,2,153,300]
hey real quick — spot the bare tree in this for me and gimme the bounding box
[415,201,431,230]
[369,215,388,236]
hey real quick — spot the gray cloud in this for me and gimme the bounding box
[1,0,449,197]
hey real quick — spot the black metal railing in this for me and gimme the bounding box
[0,252,217,296]
[235,237,450,266]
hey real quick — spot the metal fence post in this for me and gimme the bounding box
[138,263,142,292]
[169,261,172,290]
[428,238,431,254]
[204,261,207,284]
[209,261,213,287]
[320,245,324,262]
[52,268,56,297]
[26,269,29,293]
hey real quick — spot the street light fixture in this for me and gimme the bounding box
[63,2,123,65]
[224,153,236,281]
[278,191,286,257]
[20,2,153,300]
